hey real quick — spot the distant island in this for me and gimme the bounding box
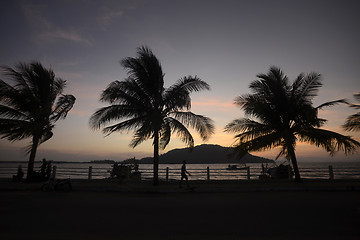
[90,160,116,164]
[138,144,274,164]
[2,144,274,164]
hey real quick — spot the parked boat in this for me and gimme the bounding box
[226,164,247,170]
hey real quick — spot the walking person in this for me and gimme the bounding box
[179,160,191,188]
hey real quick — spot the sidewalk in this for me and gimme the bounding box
[1,178,360,193]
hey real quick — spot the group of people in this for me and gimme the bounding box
[39,158,53,180]
[13,158,53,181]
[108,160,192,188]
[109,162,140,181]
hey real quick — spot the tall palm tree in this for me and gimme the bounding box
[90,46,214,185]
[0,62,76,179]
[343,92,360,132]
[225,67,360,182]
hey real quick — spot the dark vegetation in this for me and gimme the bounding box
[225,67,360,182]
[0,62,75,180]
[0,49,359,184]
[89,46,214,185]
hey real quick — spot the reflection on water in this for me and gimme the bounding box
[1,161,359,180]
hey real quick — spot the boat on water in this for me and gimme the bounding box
[226,164,247,170]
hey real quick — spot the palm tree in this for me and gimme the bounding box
[225,67,360,182]
[89,46,214,185]
[0,62,76,180]
[343,92,360,132]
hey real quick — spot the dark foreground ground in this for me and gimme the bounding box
[0,179,359,239]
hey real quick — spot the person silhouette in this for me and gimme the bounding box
[179,160,191,188]
[40,158,47,179]
[46,161,52,179]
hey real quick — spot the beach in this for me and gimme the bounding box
[1,179,360,239]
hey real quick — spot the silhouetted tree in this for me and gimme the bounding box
[0,62,76,179]
[343,92,360,132]
[89,46,214,185]
[225,67,360,182]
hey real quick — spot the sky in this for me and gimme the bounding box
[0,0,359,162]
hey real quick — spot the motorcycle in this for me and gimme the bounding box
[41,177,72,192]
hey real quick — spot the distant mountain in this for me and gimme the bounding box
[139,144,274,164]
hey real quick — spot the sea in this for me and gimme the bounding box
[1,161,360,180]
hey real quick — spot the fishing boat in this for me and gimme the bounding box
[226,164,247,170]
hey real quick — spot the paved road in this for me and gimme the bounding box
[1,191,359,239]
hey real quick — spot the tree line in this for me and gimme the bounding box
[1,46,359,184]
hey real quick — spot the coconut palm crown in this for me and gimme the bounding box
[225,67,360,182]
[90,46,214,185]
[0,62,76,179]
[343,92,360,132]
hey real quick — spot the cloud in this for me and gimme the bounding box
[20,2,92,46]
[99,8,124,30]
[37,30,92,46]
[192,99,236,112]
[68,108,88,118]
[97,0,148,30]
[21,2,51,29]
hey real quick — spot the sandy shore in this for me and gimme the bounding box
[1,179,359,239]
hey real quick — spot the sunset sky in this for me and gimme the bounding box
[1,0,359,162]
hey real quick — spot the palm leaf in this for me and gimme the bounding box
[159,120,172,149]
[102,116,148,135]
[89,105,145,130]
[166,117,194,148]
[51,94,76,121]
[172,111,214,141]
[232,131,283,157]
[316,99,348,110]
[298,128,360,155]
[297,72,322,101]
[343,113,360,132]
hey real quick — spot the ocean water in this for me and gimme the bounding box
[1,161,359,180]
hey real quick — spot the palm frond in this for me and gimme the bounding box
[354,93,360,102]
[225,118,265,133]
[232,131,284,157]
[166,117,194,148]
[0,79,33,114]
[298,128,360,155]
[349,103,360,110]
[0,105,28,120]
[51,94,76,121]
[174,76,210,93]
[343,113,360,132]
[89,105,144,130]
[163,76,209,111]
[102,116,148,135]
[297,72,322,101]
[159,120,172,150]
[343,92,360,132]
[225,118,277,142]
[53,77,66,95]
[39,129,53,144]
[172,111,214,141]
[0,119,33,141]
[129,124,153,148]
[100,79,150,107]
[316,99,348,110]
[120,46,164,101]
[1,64,32,94]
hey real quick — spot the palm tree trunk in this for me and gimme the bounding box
[287,144,302,183]
[27,136,39,180]
[153,130,159,186]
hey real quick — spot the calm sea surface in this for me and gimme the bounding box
[1,161,359,180]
